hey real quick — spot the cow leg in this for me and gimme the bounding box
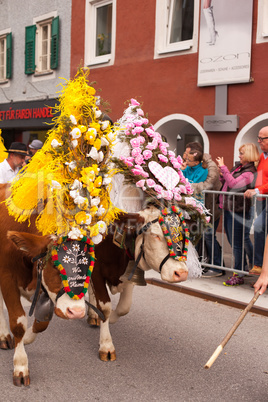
[0,287,14,349]
[91,273,116,361]
[87,283,100,327]
[110,282,134,324]
[23,319,50,345]
[2,286,30,386]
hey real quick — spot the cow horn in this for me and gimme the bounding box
[119,261,147,286]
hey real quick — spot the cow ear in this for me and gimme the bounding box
[7,231,51,257]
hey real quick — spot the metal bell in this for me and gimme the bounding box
[34,292,54,322]
[119,261,147,286]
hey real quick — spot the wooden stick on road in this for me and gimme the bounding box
[204,290,260,369]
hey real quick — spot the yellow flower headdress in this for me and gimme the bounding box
[6,69,121,244]
[0,130,8,163]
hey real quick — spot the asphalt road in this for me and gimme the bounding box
[1,284,268,402]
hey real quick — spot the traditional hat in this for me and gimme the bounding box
[29,139,43,150]
[7,142,28,156]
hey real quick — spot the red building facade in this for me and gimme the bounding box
[70,0,268,167]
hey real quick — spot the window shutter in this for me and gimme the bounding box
[50,16,59,69]
[6,32,12,79]
[25,25,36,74]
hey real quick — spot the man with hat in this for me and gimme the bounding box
[26,139,43,164]
[0,142,28,183]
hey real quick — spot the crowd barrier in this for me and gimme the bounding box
[199,190,268,275]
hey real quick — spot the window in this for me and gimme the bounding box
[155,0,199,58]
[256,0,268,44]
[0,32,12,81]
[85,0,116,66]
[25,15,59,75]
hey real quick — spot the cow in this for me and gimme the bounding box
[0,183,191,386]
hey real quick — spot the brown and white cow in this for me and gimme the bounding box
[0,183,190,385]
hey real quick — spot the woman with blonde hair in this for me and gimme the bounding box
[216,143,260,286]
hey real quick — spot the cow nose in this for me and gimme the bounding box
[66,307,85,319]
[173,269,188,282]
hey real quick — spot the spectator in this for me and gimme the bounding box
[183,148,208,202]
[26,139,43,164]
[0,142,28,183]
[216,143,259,286]
[244,126,268,276]
[183,142,224,277]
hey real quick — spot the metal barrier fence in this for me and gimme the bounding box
[200,190,268,275]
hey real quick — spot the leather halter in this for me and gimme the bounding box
[29,250,105,322]
[129,217,171,279]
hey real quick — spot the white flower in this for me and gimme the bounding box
[101,137,109,147]
[65,161,77,171]
[73,195,87,205]
[98,221,107,234]
[85,214,92,225]
[91,234,103,244]
[68,227,83,240]
[94,108,102,119]
[72,139,78,148]
[70,179,82,190]
[50,180,61,190]
[70,127,81,139]
[87,147,104,162]
[96,205,106,216]
[70,115,77,125]
[102,176,111,186]
[51,139,62,149]
[87,127,97,136]
[95,96,101,106]
[107,132,115,142]
[91,196,100,207]
[69,189,80,199]
[101,121,110,130]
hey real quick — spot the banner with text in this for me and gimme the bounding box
[198,0,253,87]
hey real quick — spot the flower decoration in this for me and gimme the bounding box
[6,69,121,244]
[112,98,210,241]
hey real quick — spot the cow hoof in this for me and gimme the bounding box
[99,351,116,361]
[13,373,30,387]
[0,335,15,349]
[87,317,100,327]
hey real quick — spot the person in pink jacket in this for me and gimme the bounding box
[216,143,259,286]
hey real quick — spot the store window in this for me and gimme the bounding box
[155,0,199,57]
[256,0,268,43]
[0,32,12,81]
[25,15,59,75]
[85,0,116,66]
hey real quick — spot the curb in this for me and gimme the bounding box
[146,278,268,317]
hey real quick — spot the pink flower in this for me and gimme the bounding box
[130,138,141,148]
[131,166,149,178]
[177,155,183,164]
[168,151,175,158]
[137,108,144,116]
[146,139,158,150]
[141,118,149,125]
[135,155,145,165]
[143,150,152,160]
[185,182,193,193]
[158,154,168,163]
[206,216,211,223]
[134,119,143,127]
[146,179,156,188]
[136,179,146,190]
[179,185,187,194]
[163,190,173,201]
[132,147,142,157]
[174,193,182,201]
[131,98,140,106]
[132,126,144,135]
[154,185,163,194]
[124,157,134,167]
[154,132,163,142]
[145,128,155,137]
[137,135,145,145]
[126,122,134,129]
[159,145,168,155]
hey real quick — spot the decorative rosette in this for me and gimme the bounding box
[6,69,121,243]
[112,98,210,237]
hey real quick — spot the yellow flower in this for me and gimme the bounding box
[91,187,100,197]
[90,206,98,216]
[85,128,97,145]
[78,125,87,133]
[75,211,87,225]
[90,122,101,132]
[89,223,99,237]
[81,167,96,184]
[94,138,102,151]
[94,176,102,187]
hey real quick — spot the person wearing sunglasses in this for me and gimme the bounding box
[244,126,268,277]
